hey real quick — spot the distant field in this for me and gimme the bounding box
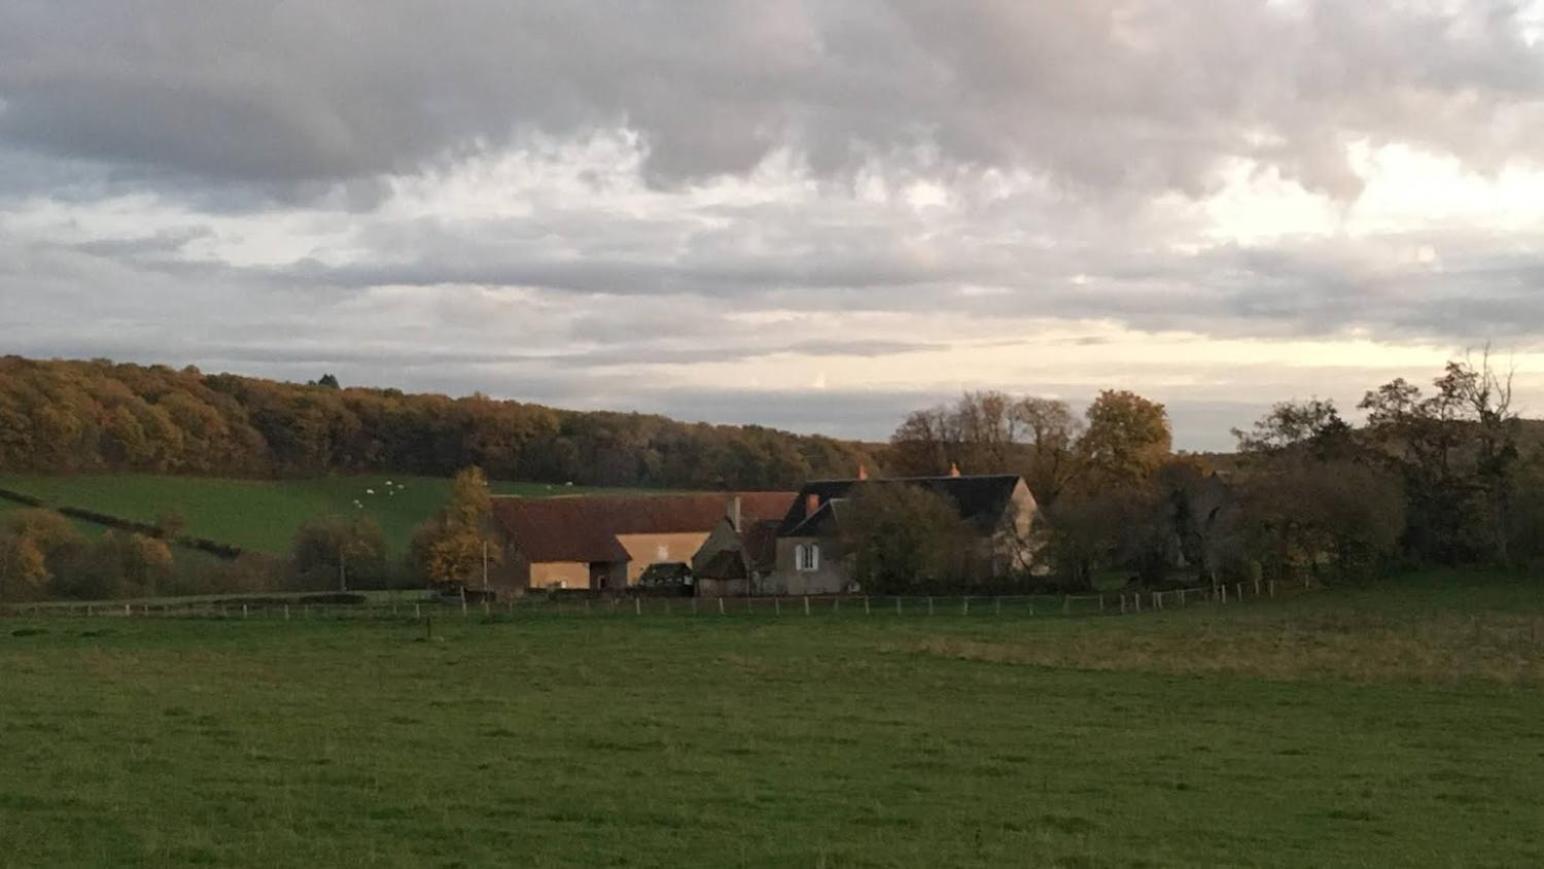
[0,473,635,555]
[2,572,1542,866]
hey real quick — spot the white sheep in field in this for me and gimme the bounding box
[365,488,375,495]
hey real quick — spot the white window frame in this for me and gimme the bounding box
[796,542,821,572]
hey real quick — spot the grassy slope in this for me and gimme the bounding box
[3,572,1543,867]
[0,496,111,540]
[0,474,630,555]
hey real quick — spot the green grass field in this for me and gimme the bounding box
[0,473,633,556]
[3,572,1543,866]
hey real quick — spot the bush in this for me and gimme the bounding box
[841,484,982,594]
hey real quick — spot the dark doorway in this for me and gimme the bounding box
[589,562,612,590]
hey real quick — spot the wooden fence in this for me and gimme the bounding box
[3,576,1316,622]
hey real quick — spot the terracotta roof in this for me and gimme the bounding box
[492,492,796,564]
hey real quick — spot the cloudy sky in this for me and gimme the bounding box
[5,1,1544,449]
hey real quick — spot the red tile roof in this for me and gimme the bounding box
[491,492,796,564]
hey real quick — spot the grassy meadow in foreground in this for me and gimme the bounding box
[3,573,1544,867]
[0,473,630,555]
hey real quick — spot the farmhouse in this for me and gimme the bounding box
[765,471,1038,595]
[489,492,795,592]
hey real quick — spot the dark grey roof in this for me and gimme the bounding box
[777,474,1025,537]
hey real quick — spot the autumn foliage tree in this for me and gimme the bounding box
[0,355,874,489]
[409,467,502,587]
[1077,390,1172,489]
[0,510,85,601]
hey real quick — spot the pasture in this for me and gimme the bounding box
[0,473,628,556]
[3,572,1543,867]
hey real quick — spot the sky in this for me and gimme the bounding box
[4,1,1544,450]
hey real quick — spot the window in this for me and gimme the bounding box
[796,543,820,572]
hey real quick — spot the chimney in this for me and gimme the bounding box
[857,463,868,481]
[949,462,961,477]
[805,492,820,516]
[729,496,742,533]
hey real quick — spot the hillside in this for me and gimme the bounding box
[0,473,635,556]
[0,355,875,490]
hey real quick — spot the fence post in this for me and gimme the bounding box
[635,597,643,616]
[864,596,871,615]
[1253,577,1261,597]
[242,604,249,619]
[718,598,726,616]
[124,603,131,617]
[1099,595,1105,613]
[1268,580,1276,599]
[994,596,1002,616]
[1179,588,1186,606]
[1062,595,1069,615]
[1235,582,1243,601]
[896,597,902,615]
[775,597,781,616]
[413,602,420,619]
[1120,595,1127,614]
[833,597,840,614]
[1152,592,1159,611]
[1220,585,1227,604]
[284,604,291,621]
[962,596,969,616]
[664,599,672,616]
[927,596,934,616]
[460,589,468,617]
[1134,594,1141,613]
[482,599,491,617]
[803,596,811,616]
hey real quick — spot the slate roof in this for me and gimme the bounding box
[777,474,1026,537]
[492,492,796,564]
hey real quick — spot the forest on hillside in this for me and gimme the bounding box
[0,356,872,490]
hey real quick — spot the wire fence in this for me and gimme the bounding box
[2,576,1318,623]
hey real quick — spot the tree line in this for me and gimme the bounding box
[871,352,1544,591]
[0,356,872,489]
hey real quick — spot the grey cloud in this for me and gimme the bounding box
[3,2,1542,199]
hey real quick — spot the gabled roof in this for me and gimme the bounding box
[492,492,796,564]
[777,474,1026,537]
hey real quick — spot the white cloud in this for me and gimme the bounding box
[4,2,1544,450]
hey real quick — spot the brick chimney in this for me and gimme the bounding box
[729,496,742,532]
[949,462,961,477]
[857,463,868,481]
[805,492,820,516]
